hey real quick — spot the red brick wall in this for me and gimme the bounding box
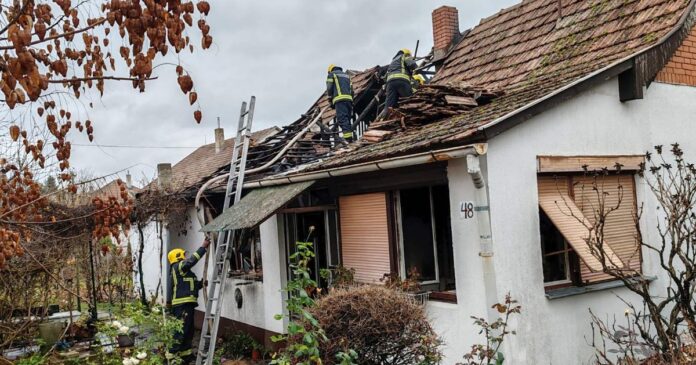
[432,6,459,57]
[655,25,696,86]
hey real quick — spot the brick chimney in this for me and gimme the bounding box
[215,117,224,153]
[432,6,460,60]
[157,163,172,190]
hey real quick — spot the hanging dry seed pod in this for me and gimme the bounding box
[0,0,212,268]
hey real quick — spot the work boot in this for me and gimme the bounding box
[342,132,354,143]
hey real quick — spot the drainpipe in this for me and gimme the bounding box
[466,153,499,323]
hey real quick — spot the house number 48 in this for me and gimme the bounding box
[460,201,475,219]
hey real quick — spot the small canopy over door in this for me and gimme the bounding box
[201,181,315,232]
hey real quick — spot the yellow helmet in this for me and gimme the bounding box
[401,49,412,56]
[168,248,186,264]
[413,74,425,84]
[327,64,336,73]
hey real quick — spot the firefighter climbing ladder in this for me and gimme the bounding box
[195,97,255,365]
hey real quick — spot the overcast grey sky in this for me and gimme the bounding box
[70,0,519,185]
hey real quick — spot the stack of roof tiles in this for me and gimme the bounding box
[382,84,502,127]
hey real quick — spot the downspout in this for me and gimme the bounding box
[466,153,499,323]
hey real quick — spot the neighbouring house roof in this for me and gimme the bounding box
[57,179,139,207]
[299,0,694,171]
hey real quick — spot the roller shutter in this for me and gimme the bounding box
[573,175,641,282]
[537,177,624,273]
[339,193,391,283]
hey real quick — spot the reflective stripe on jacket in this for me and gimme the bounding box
[326,69,353,105]
[169,246,206,306]
[386,53,417,82]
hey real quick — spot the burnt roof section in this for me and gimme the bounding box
[243,66,382,178]
[145,127,280,195]
[304,0,693,170]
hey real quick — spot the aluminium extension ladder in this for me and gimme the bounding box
[195,97,255,365]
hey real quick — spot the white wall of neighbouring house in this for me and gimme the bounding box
[475,78,696,365]
[134,219,169,304]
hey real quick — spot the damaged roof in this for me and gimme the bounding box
[303,0,693,170]
[147,127,280,195]
[243,66,382,179]
[153,0,695,191]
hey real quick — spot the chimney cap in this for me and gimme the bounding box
[157,163,173,190]
[432,5,458,13]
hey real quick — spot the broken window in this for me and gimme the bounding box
[539,210,576,285]
[397,185,455,295]
[229,227,263,281]
[537,173,640,288]
[284,209,341,290]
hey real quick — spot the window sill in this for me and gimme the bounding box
[545,276,656,300]
[227,272,263,284]
[429,291,458,304]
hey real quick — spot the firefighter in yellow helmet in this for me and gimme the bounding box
[385,49,420,111]
[326,64,355,142]
[166,237,210,363]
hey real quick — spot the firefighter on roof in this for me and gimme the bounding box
[385,49,420,111]
[326,64,355,142]
[167,237,210,363]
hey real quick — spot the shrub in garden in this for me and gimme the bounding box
[214,331,261,361]
[311,285,442,365]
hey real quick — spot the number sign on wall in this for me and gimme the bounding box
[460,201,475,220]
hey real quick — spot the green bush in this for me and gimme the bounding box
[216,331,258,359]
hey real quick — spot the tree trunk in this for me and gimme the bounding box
[137,224,148,307]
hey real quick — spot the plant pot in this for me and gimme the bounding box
[117,334,134,348]
[251,349,261,361]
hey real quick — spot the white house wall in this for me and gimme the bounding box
[136,206,287,335]
[207,214,287,334]
[135,219,169,303]
[429,156,490,364]
[476,78,696,364]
